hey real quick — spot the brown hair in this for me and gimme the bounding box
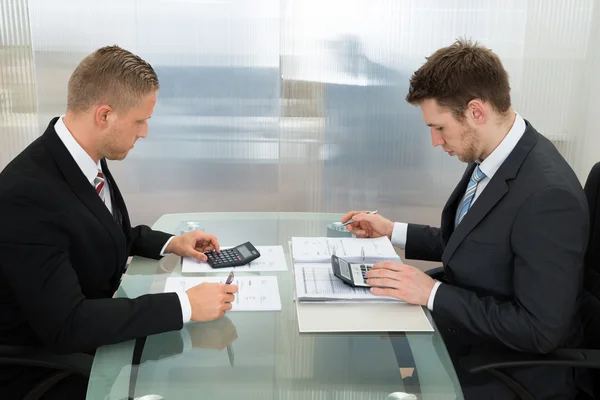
[67,45,159,113]
[406,39,511,121]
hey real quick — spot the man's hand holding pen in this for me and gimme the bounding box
[187,274,238,322]
[341,210,395,239]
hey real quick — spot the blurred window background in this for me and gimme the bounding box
[1,0,599,231]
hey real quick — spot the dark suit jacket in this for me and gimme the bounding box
[407,121,588,352]
[405,121,589,397]
[0,118,184,396]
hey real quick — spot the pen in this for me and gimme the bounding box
[225,271,235,366]
[361,246,365,265]
[341,210,379,227]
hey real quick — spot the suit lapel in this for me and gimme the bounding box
[442,178,509,262]
[441,121,540,263]
[101,159,130,232]
[440,163,476,245]
[41,119,126,263]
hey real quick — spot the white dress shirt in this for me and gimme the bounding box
[391,112,526,310]
[54,117,191,323]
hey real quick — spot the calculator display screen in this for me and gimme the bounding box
[338,259,351,280]
[237,245,252,258]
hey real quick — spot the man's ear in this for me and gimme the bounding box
[466,99,486,125]
[94,105,112,128]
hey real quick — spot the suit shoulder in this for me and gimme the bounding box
[520,133,582,195]
[0,146,62,210]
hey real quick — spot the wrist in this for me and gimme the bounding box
[165,236,178,254]
[386,221,394,239]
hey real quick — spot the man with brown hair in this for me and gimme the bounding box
[0,46,237,399]
[343,40,589,398]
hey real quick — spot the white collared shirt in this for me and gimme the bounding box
[391,112,527,310]
[54,117,113,214]
[54,117,190,323]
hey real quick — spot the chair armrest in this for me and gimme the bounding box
[0,345,93,377]
[461,348,600,373]
[425,266,446,281]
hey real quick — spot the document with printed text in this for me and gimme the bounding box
[182,246,288,273]
[294,263,401,302]
[164,276,282,311]
[291,236,399,263]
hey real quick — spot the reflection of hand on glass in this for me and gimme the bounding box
[186,316,238,350]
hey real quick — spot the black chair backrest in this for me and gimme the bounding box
[582,162,600,350]
[584,162,600,284]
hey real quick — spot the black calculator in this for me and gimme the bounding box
[204,242,261,268]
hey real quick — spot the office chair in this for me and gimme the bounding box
[426,161,600,400]
[0,345,93,400]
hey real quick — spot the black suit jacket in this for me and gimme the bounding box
[0,118,184,395]
[406,121,589,354]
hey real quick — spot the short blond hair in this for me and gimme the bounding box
[67,45,159,113]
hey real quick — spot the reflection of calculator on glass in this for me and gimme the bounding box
[331,255,373,287]
[204,242,261,268]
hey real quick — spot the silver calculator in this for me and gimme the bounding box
[331,255,373,287]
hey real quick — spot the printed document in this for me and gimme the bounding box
[291,236,399,263]
[182,246,288,273]
[164,276,282,311]
[294,263,401,302]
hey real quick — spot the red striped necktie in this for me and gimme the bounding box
[93,170,106,203]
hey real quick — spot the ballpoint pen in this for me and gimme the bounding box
[225,271,235,366]
[361,246,365,265]
[341,210,379,227]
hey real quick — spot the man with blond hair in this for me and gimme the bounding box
[0,46,237,399]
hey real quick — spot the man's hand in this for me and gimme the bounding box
[165,231,220,262]
[187,282,238,322]
[341,211,394,239]
[365,261,435,306]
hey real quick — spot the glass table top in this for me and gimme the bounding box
[87,212,463,400]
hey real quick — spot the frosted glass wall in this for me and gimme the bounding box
[0,0,37,170]
[2,0,597,230]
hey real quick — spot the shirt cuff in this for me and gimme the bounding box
[160,236,175,256]
[427,281,442,311]
[391,222,408,248]
[176,291,192,323]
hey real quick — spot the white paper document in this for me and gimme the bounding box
[294,263,400,302]
[181,246,288,273]
[164,276,282,311]
[291,236,399,263]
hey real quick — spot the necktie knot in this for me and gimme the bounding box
[455,164,487,226]
[472,165,486,183]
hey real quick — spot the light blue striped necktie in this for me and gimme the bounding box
[455,165,487,226]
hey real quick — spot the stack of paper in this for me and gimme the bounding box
[290,236,434,333]
[294,263,398,302]
[291,236,402,302]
